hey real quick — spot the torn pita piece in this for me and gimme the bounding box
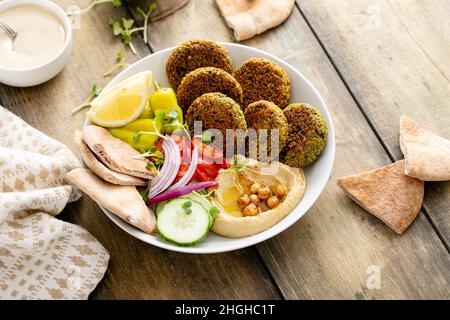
[83,125,154,179]
[336,160,424,234]
[215,0,295,40]
[66,168,156,234]
[400,116,450,181]
[80,141,147,186]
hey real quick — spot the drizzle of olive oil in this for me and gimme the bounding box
[218,186,243,217]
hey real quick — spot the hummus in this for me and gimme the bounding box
[212,159,306,238]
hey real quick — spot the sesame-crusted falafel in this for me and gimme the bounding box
[177,67,243,113]
[244,100,288,161]
[166,40,233,91]
[186,92,247,151]
[233,58,291,110]
[281,103,328,167]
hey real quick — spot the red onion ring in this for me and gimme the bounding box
[167,145,198,191]
[148,137,181,198]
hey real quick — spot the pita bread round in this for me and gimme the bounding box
[336,160,424,234]
[399,116,450,181]
[67,168,156,234]
[215,0,295,40]
[80,141,147,186]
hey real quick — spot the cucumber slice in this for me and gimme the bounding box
[182,192,217,229]
[157,199,210,246]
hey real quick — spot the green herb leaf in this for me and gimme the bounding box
[233,156,245,169]
[209,206,220,219]
[72,82,102,114]
[153,150,164,158]
[91,83,102,96]
[182,201,192,209]
[181,201,193,215]
[166,110,179,119]
[112,0,122,7]
[122,18,134,30]
[111,20,123,36]
[116,49,125,62]
[202,130,213,145]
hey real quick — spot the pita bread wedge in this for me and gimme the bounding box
[66,168,156,234]
[400,116,450,181]
[336,160,424,234]
[216,0,295,40]
[83,125,154,179]
[80,141,147,186]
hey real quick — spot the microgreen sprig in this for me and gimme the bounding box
[103,49,128,77]
[67,0,122,16]
[109,17,145,54]
[71,83,102,114]
[182,201,192,215]
[136,3,157,44]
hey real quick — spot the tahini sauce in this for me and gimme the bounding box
[0,4,66,69]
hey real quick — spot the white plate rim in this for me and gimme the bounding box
[83,42,335,254]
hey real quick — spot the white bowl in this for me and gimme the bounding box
[85,43,335,254]
[0,0,72,87]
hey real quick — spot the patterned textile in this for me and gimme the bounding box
[0,106,109,299]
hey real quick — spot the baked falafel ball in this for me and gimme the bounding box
[166,40,233,91]
[177,67,243,113]
[281,103,328,167]
[186,92,247,152]
[233,57,291,110]
[244,100,288,161]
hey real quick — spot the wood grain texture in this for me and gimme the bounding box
[297,0,450,246]
[141,0,450,299]
[0,0,279,300]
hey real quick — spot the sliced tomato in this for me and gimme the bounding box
[194,158,219,181]
[215,156,229,169]
[173,162,190,183]
[194,168,215,182]
[193,138,223,161]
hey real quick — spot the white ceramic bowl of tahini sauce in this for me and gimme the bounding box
[0,0,72,87]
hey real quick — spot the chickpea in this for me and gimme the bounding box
[243,203,259,216]
[237,194,251,208]
[272,184,287,198]
[250,183,262,194]
[257,187,272,200]
[266,196,280,209]
[249,194,260,203]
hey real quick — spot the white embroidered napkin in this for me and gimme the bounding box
[0,106,109,300]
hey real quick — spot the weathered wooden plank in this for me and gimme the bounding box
[297,0,450,246]
[141,0,450,299]
[0,0,280,299]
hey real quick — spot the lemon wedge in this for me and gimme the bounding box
[87,71,152,127]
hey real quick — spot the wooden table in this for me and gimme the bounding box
[1,0,449,299]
